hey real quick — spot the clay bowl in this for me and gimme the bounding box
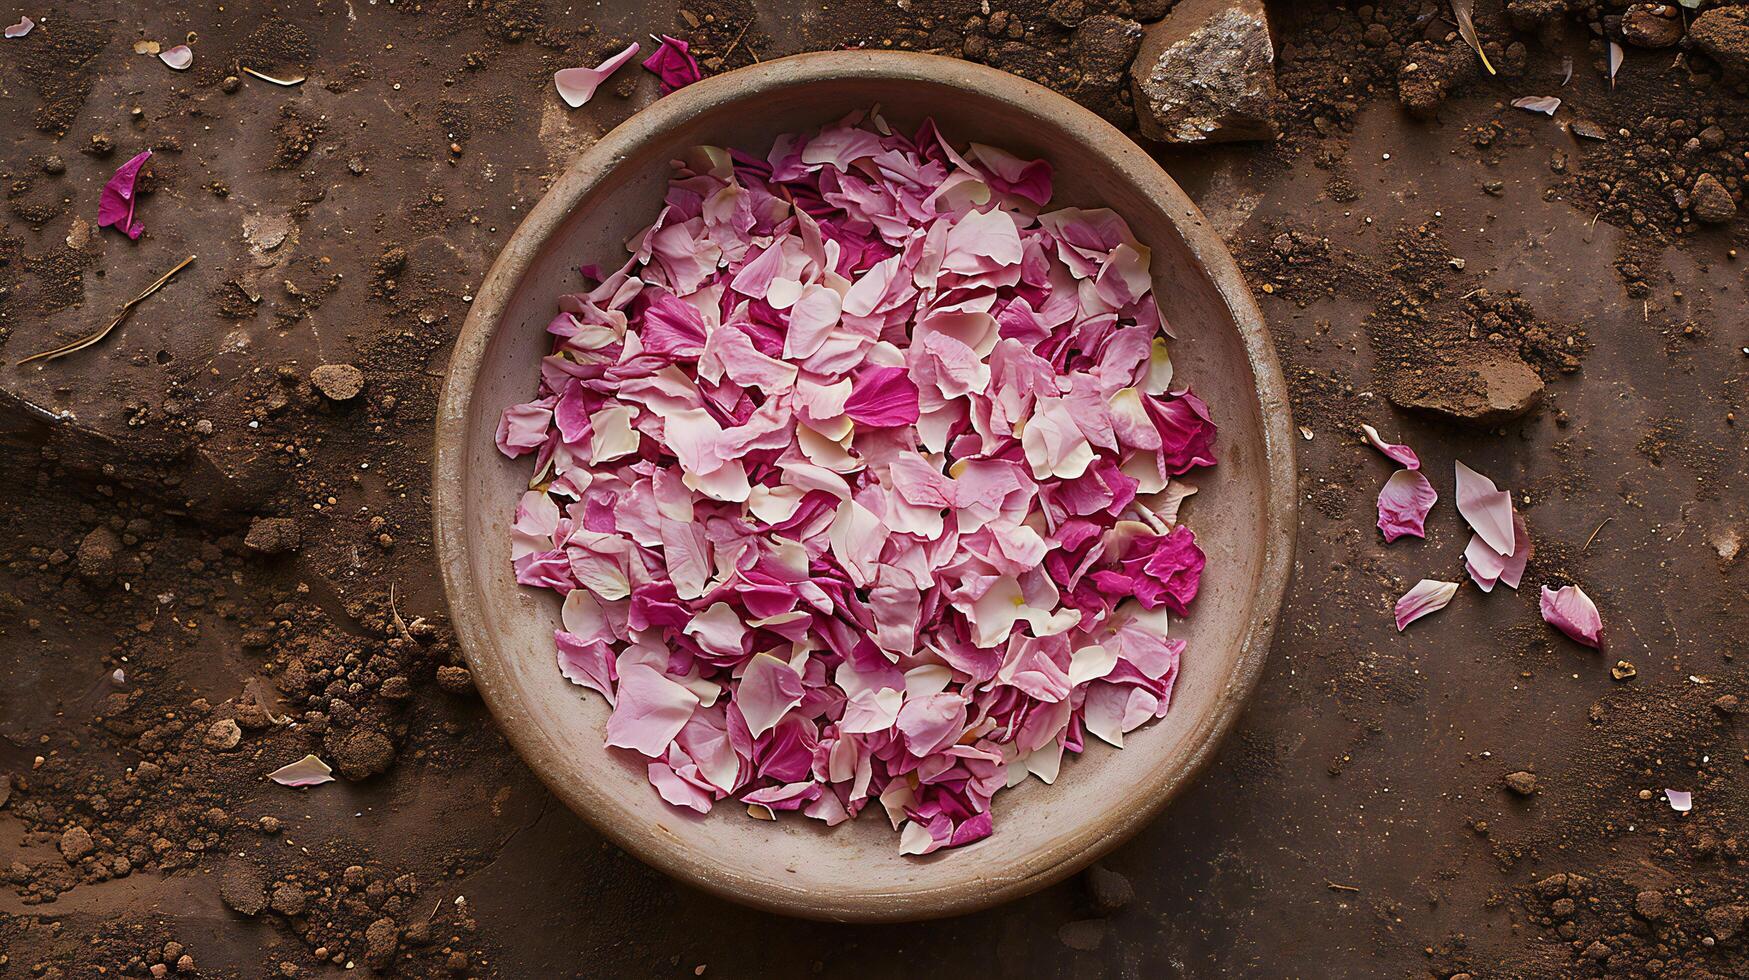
[433,50,1295,922]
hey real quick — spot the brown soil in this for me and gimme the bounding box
[1,1,1746,978]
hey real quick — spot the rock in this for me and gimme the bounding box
[1699,124,1727,150]
[1691,7,1749,75]
[1506,0,1570,33]
[270,881,308,916]
[1130,0,1280,143]
[76,526,121,584]
[1397,39,1478,119]
[204,718,243,752]
[1504,770,1538,796]
[1714,694,1740,716]
[1635,889,1666,920]
[435,664,476,695]
[244,516,301,556]
[220,861,268,916]
[1533,873,1569,898]
[1085,863,1134,913]
[1057,918,1107,951]
[1389,353,1544,426]
[364,916,400,970]
[329,727,396,780]
[58,825,94,862]
[310,363,366,402]
[1705,903,1746,943]
[1071,15,1143,77]
[1691,173,1737,224]
[1620,4,1683,49]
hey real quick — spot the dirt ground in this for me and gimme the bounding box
[1,1,1746,977]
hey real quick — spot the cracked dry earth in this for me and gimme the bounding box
[1,1,1747,977]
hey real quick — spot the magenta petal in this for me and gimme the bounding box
[1377,469,1436,543]
[642,34,701,94]
[97,150,152,240]
[1360,423,1420,469]
[843,366,921,427]
[1395,579,1458,631]
[1539,584,1602,649]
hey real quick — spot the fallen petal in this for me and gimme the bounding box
[1377,469,1437,543]
[1540,584,1603,649]
[554,42,641,109]
[269,754,335,787]
[1395,579,1459,631]
[1454,460,1515,557]
[159,44,193,70]
[4,15,32,38]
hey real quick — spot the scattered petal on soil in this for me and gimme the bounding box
[1454,460,1514,557]
[268,754,335,787]
[1665,789,1691,813]
[97,149,152,240]
[1395,579,1459,631]
[1360,423,1420,469]
[159,44,193,70]
[554,41,640,109]
[5,15,32,38]
[1511,96,1561,116]
[1378,469,1436,543]
[1540,584,1603,649]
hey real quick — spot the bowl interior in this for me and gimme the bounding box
[436,53,1293,922]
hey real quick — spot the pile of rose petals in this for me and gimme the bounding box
[496,110,1214,854]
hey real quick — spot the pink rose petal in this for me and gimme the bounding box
[1455,460,1515,557]
[1395,579,1459,631]
[6,15,34,38]
[554,42,640,109]
[1377,469,1437,543]
[1360,423,1420,469]
[159,44,193,70]
[1539,584,1602,649]
[604,663,699,756]
[1665,789,1691,813]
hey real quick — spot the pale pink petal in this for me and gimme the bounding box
[604,663,699,756]
[735,653,805,738]
[554,42,641,108]
[1395,579,1459,631]
[1455,460,1515,557]
[1377,469,1437,543]
[269,755,334,787]
[159,44,193,70]
[4,15,32,38]
[1539,584,1603,649]
[648,761,713,813]
[1665,789,1692,813]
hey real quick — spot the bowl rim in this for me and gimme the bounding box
[432,49,1297,922]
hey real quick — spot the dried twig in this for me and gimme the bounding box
[20,254,195,364]
[1326,880,1361,893]
[1583,517,1613,551]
